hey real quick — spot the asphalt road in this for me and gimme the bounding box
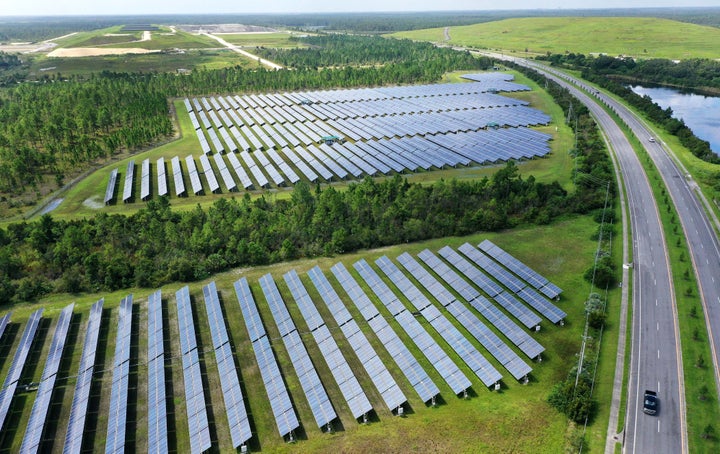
[492,56,687,453]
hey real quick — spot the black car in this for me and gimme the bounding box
[643,390,658,415]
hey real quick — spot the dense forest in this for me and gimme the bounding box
[537,53,720,165]
[254,34,483,69]
[0,37,491,196]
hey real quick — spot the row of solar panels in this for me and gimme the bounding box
[0,240,561,451]
[183,75,529,116]
[105,125,551,204]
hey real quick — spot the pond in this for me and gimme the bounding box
[630,85,720,154]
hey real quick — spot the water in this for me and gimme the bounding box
[630,85,720,154]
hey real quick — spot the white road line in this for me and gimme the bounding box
[658,349,661,359]
[657,322,660,331]
[658,420,661,433]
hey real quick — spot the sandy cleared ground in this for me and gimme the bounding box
[48,47,160,57]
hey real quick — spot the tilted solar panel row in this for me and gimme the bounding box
[105,295,133,454]
[396,253,532,381]
[259,274,337,430]
[105,168,118,204]
[283,270,373,420]
[352,259,472,395]
[175,286,212,454]
[234,278,300,439]
[64,299,103,454]
[330,262,440,403]
[307,266,407,411]
[202,282,252,448]
[20,303,73,454]
[478,240,563,299]
[375,256,503,387]
[147,289,168,454]
[417,250,545,360]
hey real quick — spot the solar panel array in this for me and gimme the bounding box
[307,266,406,412]
[330,263,440,403]
[20,304,73,453]
[122,160,134,203]
[0,308,43,435]
[396,253,531,381]
[156,157,168,197]
[147,290,168,454]
[185,155,203,195]
[283,270,373,420]
[352,259,471,395]
[109,73,554,205]
[202,282,252,448]
[458,243,566,324]
[417,250,545,360]
[171,156,185,197]
[438,246,542,329]
[375,256,503,387]
[479,240,563,300]
[175,286,212,454]
[234,278,299,439]
[106,295,133,454]
[199,153,220,193]
[64,299,103,454]
[258,273,337,430]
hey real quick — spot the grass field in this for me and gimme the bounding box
[391,17,720,60]
[0,213,605,453]
[28,48,254,77]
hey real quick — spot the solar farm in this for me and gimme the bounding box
[0,240,567,452]
[103,73,554,204]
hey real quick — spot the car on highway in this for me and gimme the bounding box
[643,390,658,415]
[648,137,655,142]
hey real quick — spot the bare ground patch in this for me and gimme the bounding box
[48,47,160,57]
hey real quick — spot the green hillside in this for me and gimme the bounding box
[391,17,720,59]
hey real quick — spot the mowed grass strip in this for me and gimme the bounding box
[392,17,720,60]
[0,215,601,452]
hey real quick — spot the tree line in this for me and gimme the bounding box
[254,34,490,70]
[1,153,613,305]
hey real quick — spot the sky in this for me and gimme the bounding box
[3,0,720,16]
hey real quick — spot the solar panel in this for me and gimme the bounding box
[141,158,151,201]
[396,253,531,380]
[307,266,406,411]
[64,299,103,454]
[352,259,471,395]
[283,270,372,420]
[478,240,563,299]
[375,256,502,387]
[20,303,73,453]
[185,155,203,195]
[175,286,212,454]
[147,290,168,454]
[0,308,43,436]
[106,294,133,454]
[439,246,542,329]
[171,156,186,197]
[105,168,118,204]
[0,312,11,341]
[417,250,545,360]
[202,282,252,448]
[199,153,220,193]
[234,277,300,439]
[122,160,134,203]
[258,274,337,429]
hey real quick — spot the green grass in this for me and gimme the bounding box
[391,17,720,60]
[0,214,603,453]
[103,31,218,50]
[218,32,307,48]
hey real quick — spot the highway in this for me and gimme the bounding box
[488,55,689,453]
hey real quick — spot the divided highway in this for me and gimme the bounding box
[487,54,691,453]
